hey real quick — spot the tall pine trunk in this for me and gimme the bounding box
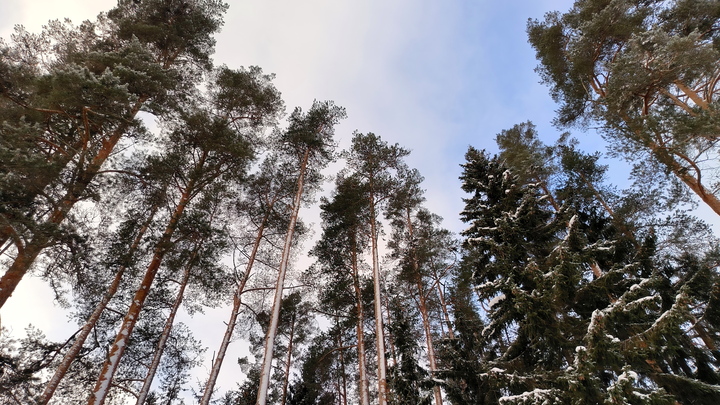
[0,101,144,309]
[88,161,202,405]
[199,216,269,405]
[369,189,388,405]
[351,243,370,405]
[405,212,442,405]
[135,245,197,405]
[256,150,309,405]
[435,281,454,340]
[335,319,349,405]
[280,311,296,405]
[39,205,158,404]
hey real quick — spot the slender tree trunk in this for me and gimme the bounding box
[88,171,199,405]
[136,245,198,405]
[39,206,158,404]
[615,107,720,216]
[280,312,296,405]
[434,277,454,340]
[404,208,442,405]
[336,319,348,405]
[351,244,370,405]
[418,290,442,405]
[383,291,398,369]
[199,219,269,405]
[256,150,309,405]
[0,102,144,309]
[369,191,388,405]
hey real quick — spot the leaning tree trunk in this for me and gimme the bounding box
[405,208,443,405]
[136,244,198,405]
[256,149,309,405]
[39,205,158,405]
[199,213,272,405]
[0,101,144,309]
[88,163,202,405]
[434,279,455,340]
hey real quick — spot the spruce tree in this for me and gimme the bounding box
[459,142,720,404]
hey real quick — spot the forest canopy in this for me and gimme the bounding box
[0,0,719,404]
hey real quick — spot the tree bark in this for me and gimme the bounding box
[0,103,141,249]
[199,218,269,405]
[39,206,158,405]
[404,208,442,405]
[336,319,349,405]
[135,245,197,405]
[369,189,388,405]
[434,279,455,340]
[256,149,309,405]
[88,164,200,405]
[280,311,296,405]
[351,243,371,405]
[0,122,132,309]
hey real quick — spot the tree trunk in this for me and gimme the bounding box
[351,243,370,405]
[280,311,296,405]
[434,280,454,340]
[336,319,349,405]
[405,208,442,405]
[39,206,158,405]
[0,104,141,249]
[136,245,198,405]
[88,171,198,405]
[0,125,131,309]
[199,218,269,405]
[369,190,388,405]
[418,290,442,405]
[383,291,398,369]
[256,149,309,405]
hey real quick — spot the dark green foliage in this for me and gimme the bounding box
[217,367,261,405]
[286,332,338,405]
[386,299,432,405]
[458,142,720,404]
[0,327,59,403]
[280,100,346,165]
[435,258,489,404]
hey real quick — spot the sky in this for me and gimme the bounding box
[1,0,662,400]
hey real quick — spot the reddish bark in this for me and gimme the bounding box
[39,206,158,405]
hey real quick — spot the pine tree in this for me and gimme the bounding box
[386,166,457,405]
[89,69,272,403]
[199,154,298,405]
[256,101,346,405]
[528,0,720,216]
[0,0,231,309]
[343,132,410,405]
[312,173,374,405]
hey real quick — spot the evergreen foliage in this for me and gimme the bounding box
[0,1,718,404]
